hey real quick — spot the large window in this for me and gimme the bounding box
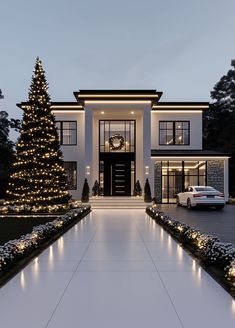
[99,120,135,153]
[161,161,206,203]
[159,121,190,145]
[56,121,77,145]
[64,161,77,190]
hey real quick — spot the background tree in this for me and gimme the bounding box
[0,90,21,198]
[204,60,235,196]
[6,58,70,206]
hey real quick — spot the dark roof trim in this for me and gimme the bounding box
[151,150,231,157]
[17,102,84,110]
[74,90,163,103]
[152,102,209,110]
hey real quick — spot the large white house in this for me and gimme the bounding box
[19,90,230,203]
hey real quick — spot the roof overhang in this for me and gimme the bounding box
[152,102,209,111]
[74,90,162,105]
[17,102,85,112]
[151,150,231,158]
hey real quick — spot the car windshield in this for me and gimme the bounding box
[194,187,215,192]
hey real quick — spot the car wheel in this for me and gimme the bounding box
[176,197,181,206]
[216,205,224,210]
[187,198,192,209]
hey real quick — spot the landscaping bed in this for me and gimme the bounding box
[146,206,235,298]
[0,205,91,287]
[0,216,57,245]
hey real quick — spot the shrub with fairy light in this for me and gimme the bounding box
[146,206,235,289]
[5,57,70,206]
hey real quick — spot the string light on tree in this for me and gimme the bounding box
[6,57,70,206]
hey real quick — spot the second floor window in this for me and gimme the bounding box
[159,121,190,145]
[56,121,77,145]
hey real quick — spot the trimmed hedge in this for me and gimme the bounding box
[146,206,235,294]
[0,205,90,272]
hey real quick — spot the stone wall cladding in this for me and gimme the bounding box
[154,162,162,203]
[207,160,224,193]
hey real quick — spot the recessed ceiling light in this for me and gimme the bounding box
[101,111,104,114]
[131,111,134,114]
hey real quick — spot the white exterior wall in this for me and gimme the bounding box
[87,103,151,193]
[53,102,229,202]
[53,111,85,200]
[151,111,203,150]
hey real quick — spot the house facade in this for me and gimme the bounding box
[21,90,230,203]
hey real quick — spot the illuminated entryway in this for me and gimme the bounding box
[99,120,135,196]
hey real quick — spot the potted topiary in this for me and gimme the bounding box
[133,180,142,196]
[144,178,152,203]
[92,180,101,196]
[81,178,90,203]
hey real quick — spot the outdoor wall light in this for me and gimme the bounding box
[145,166,149,175]
[86,166,90,175]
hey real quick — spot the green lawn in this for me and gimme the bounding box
[0,216,56,245]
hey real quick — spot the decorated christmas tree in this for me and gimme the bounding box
[6,57,70,206]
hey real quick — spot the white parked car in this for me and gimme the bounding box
[177,186,225,210]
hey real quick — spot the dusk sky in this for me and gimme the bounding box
[1,0,235,125]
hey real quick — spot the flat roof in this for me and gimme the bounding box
[152,102,209,110]
[74,89,163,104]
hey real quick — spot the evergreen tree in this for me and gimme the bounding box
[203,59,235,196]
[81,179,90,202]
[0,110,20,198]
[6,57,70,206]
[144,178,152,202]
[92,180,101,196]
[133,180,142,196]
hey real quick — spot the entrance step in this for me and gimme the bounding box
[89,197,150,209]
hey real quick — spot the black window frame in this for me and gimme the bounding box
[161,160,207,203]
[159,121,190,146]
[55,121,77,145]
[64,161,77,190]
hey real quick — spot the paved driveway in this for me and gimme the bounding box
[0,209,234,328]
[158,204,235,244]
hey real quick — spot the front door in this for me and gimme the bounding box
[103,159,131,196]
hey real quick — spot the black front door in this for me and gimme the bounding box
[103,159,131,196]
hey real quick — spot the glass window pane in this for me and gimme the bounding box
[175,130,183,144]
[70,130,76,144]
[166,122,173,129]
[64,162,77,190]
[183,130,189,144]
[175,122,183,129]
[160,122,167,129]
[198,161,206,175]
[63,122,70,129]
[55,122,61,129]
[183,122,189,129]
[166,132,174,144]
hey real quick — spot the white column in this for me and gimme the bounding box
[143,108,153,194]
[84,107,93,187]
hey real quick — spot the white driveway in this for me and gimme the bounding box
[0,209,234,328]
